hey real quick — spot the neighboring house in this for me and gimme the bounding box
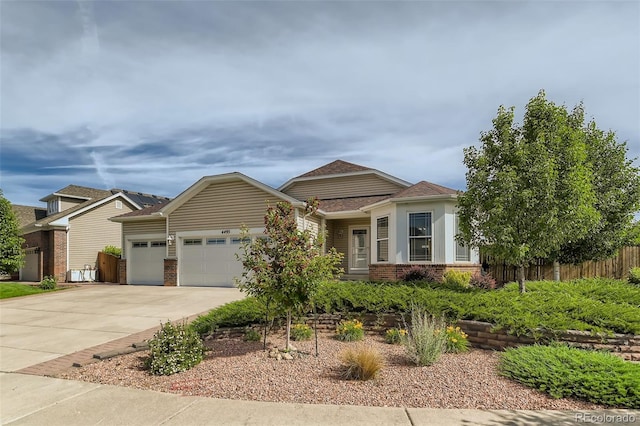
[111,160,480,287]
[13,185,170,283]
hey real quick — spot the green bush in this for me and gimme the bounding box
[291,323,313,341]
[244,328,261,342]
[629,267,640,285]
[190,298,266,336]
[500,344,640,408]
[442,270,472,288]
[146,320,205,376]
[335,319,364,342]
[191,278,640,338]
[39,275,57,290]
[403,308,448,366]
[444,325,469,353]
[102,245,122,257]
[384,327,407,344]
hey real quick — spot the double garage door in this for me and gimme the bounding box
[179,236,251,287]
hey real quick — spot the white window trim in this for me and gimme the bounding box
[375,215,389,263]
[454,213,471,262]
[407,211,433,263]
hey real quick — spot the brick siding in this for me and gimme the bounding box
[369,263,481,281]
[118,259,127,284]
[164,258,177,286]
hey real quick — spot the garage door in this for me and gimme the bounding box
[179,236,251,287]
[129,241,166,285]
[20,250,40,282]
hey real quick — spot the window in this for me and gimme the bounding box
[409,212,432,262]
[206,238,226,245]
[455,214,470,262]
[150,241,166,247]
[376,216,389,262]
[115,200,123,209]
[132,242,148,248]
[47,199,59,215]
[183,239,202,246]
[231,237,251,244]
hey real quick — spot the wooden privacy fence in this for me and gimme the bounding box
[97,252,119,283]
[481,246,640,284]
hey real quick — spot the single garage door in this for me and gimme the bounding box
[20,249,40,282]
[179,236,251,287]
[129,240,166,285]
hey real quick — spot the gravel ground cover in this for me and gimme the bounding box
[58,333,602,410]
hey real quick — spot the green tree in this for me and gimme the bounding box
[236,198,343,351]
[0,190,25,274]
[555,122,640,263]
[457,91,599,293]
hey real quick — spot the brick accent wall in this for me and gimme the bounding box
[22,231,45,281]
[369,263,481,281]
[164,258,177,286]
[118,259,127,284]
[50,229,68,283]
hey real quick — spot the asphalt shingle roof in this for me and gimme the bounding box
[297,160,371,178]
[11,205,47,228]
[391,181,459,198]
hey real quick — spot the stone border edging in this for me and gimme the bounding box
[205,313,640,361]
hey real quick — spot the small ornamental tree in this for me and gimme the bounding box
[0,190,25,274]
[236,198,343,352]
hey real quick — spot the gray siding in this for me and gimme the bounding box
[68,199,135,270]
[283,174,405,200]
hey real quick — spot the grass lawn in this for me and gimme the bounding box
[0,282,54,299]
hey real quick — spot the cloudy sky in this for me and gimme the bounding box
[1,1,638,206]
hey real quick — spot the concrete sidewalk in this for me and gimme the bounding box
[3,373,637,426]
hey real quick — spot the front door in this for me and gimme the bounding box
[349,227,370,273]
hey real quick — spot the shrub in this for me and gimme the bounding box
[444,325,469,353]
[291,323,313,341]
[384,328,407,345]
[470,272,497,290]
[39,275,57,290]
[500,344,640,408]
[102,245,122,257]
[335,319,364,342]
[403,308,448,366]
[338,345,384,380]
[244,328,261,342]
[400,265,442,283]
[190,298,267,336]
[442,270,472,288]
[629,267,640,285]
[146,320,205,376]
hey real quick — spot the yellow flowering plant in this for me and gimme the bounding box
[445,325,469,353]
[385,327,408,344]
[336,319,364,342]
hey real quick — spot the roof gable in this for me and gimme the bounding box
[391,181,459,198]
[297,160,370,178]
[159,172,304,217]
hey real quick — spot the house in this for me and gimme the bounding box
[14,185,170,283]
[111,160,480,286]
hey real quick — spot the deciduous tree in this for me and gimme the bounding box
[236,198,343,351]
[457,91,599,293]
[0,190,25,274]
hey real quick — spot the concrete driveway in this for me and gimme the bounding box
[0,285,243,372]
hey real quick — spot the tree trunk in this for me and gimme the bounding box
[313,304,319,357]
[285,309,291,350]
[553,260,561,281]
[518,265,526,293]
[263,299,269,351]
